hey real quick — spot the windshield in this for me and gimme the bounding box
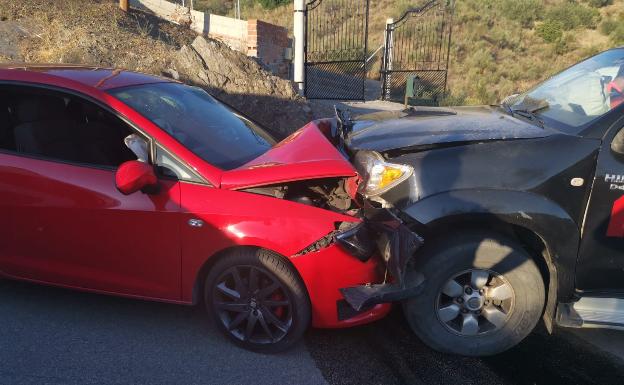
[510,48,624,133]
[109,82,275,170]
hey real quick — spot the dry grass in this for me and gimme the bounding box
[4,0,623,106]
[0,0,196,74]
[217,0,624,105]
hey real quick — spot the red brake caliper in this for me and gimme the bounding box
[271,291,285,318]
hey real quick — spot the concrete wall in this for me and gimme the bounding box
[129,0,290,77]
[190,11,248,52]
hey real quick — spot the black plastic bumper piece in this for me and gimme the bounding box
[336,222,376,262]
[340,272,425,311]
[336,299,374,321]
[337,208,426,311]
[375,223,423,288]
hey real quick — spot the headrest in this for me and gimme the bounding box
[16,96,67,123]
[82,101,103,121]
[65,99,84,122]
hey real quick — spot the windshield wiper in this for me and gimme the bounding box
[501,102,514,117]
[511,102,549,129]
[512,109,544,128]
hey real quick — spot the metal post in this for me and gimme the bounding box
[119,0,129,12]
[293,0,306,96]
[381,18,394,100]
[443,0,455,97]
[363,0,369,101]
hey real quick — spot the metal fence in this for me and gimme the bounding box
[381,0,454,104]
[304,0,370,100]
[170,0,192,7]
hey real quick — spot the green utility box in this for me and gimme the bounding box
[404,75,440,108]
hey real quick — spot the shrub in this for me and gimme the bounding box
[439,91,467,107]
[536,19,564,43]
[579,45,603,58]
[193,0,233,15]
[600,18,619,35]
[464,48,496,73]
[498,0,543,27]
[598,15,624,45]
[546,2,600,30]
[487,27,522,50]
[474,79,497,104]
[587,0,612,7]
[194,0,232,14]
[256,0,290,10]
[611,24,624,45]
[553,33,577,55]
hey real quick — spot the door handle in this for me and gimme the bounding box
[188,218,204,228]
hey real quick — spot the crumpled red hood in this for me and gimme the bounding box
[220,121,357,190]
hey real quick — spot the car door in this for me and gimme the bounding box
[0,86,182,301]
[577,113,624,295]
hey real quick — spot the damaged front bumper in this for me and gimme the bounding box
[337,209,425,311]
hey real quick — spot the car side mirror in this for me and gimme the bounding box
[115,160,158,195]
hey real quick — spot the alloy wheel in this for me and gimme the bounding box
[435,269,515,336]
[212,265,293,344]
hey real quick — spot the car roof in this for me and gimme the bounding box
[0,64,175,91]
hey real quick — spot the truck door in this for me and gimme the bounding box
[578,114,624,294]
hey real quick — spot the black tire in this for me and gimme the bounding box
[205,248,311,353]
[403,231,545,356]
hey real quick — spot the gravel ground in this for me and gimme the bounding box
[1,278,624,385]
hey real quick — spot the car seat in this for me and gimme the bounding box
[13,95,80,161]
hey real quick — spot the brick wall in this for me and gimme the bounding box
[247,20,290,78]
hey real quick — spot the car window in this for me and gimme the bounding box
[108,83,276,170]
[512,48,624,132]
[0,86,138,168]
[155,143,203,183]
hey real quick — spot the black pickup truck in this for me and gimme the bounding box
[342,47,624,356]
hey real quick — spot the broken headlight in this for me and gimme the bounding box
[354,151,414,198]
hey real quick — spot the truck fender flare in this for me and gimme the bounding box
[403,189,579,303]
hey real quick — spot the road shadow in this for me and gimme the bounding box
[305,308,624,385]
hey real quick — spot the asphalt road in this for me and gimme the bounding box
[2,279,624,385]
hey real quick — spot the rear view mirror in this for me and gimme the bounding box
[115,160,158,195]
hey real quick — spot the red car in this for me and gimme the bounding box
[0,65,421,352]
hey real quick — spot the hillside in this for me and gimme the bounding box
[197,0,624,105]
[0,0,316,136]
[2,0,623,114]
[446,0,624,105]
